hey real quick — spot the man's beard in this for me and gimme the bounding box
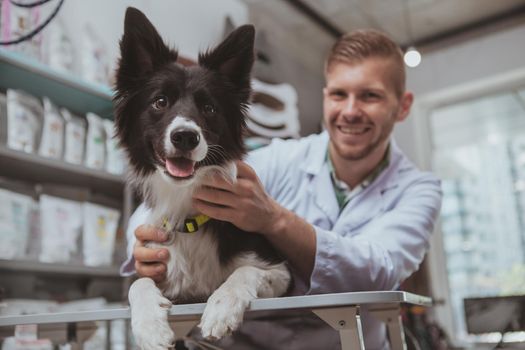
[332,117,394,161]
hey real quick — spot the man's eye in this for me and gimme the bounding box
[152,95,169,110]
[330,91,346,100]
[203,104,216,114]
[363,92,381,100]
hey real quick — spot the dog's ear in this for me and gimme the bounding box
[199,25,255,95]
[116,7,177,89]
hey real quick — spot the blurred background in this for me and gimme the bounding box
[1,0,525,349]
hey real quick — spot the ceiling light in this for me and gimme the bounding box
[404,46,421,68]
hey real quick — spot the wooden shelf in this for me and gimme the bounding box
[0,259,122,277]
[0,49,113,117]
[0,146,125,198]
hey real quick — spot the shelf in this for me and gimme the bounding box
[0,146,125,198]
[0,49,113,117]
[0,259,122,277]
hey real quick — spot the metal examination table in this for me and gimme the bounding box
[0,291,432,349]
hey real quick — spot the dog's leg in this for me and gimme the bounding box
[199,263,290,340]
[129,277,175,350]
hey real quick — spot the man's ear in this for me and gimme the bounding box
[198,25,255,98]
[116,7,177,90]
[396,91,414,122]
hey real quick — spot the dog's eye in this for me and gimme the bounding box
[203,104,216,115]
[152,95,169,111]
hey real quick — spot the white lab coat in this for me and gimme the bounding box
[121,131,442,349]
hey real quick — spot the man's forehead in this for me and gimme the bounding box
[325,58,400,91]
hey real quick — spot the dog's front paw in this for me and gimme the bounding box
[130,280,175,349]
[198,288,251,340]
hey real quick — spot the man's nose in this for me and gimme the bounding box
[341,96,361,116]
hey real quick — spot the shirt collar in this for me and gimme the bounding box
[326,142,391,190]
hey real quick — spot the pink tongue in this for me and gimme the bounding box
[166,158,195,178]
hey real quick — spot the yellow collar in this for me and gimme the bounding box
[162,214,211,234]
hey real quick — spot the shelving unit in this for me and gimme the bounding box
[0,49,132,302]
[0,259,121,278]
[0,49,113,117]
[0,145,125,199]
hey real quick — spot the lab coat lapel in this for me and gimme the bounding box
[309,168,340,224]
[339,185,383,231]
[300,132,339,224]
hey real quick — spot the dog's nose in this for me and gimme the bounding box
[171,130,200,151]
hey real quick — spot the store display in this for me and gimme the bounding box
[39,194,83,264]
[6,89,43,154]
[61,108,86,165]
[84,112,106,170]
[82,202,120,267]
[0,188,36,259]
[38,97,64,159]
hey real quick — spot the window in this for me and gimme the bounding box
[429,87,525,339]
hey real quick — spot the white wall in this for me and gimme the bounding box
[42,0,248,76]
[394,22,525,166]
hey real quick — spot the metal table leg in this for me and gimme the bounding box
[313,306,365,350]
[369,305,407,350]
[169,319,199,340]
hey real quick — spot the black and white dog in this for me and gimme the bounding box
[113,7,291,349]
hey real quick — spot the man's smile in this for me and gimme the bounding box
[337,125,371,135]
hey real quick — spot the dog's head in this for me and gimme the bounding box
[113,7,254,186]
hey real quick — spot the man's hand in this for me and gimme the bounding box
[133,225,170,283]
[193,160,316,280]
[192,161,285,236]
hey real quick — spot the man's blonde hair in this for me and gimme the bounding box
[325,29,406,97]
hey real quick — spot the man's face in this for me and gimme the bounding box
[323,58,412,162]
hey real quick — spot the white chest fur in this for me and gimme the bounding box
[149,230,227,301]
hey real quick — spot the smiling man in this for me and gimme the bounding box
[125,29,442,349]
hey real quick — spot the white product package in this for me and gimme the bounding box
[38,98,64,159]
[61,108,86,165]
[41,18,75,74]
[6,90,43,153]
[82,202,120,266]
[39,195,83,263]
[0,189,36,259]
[1,0,42,59]
[102,119,126,175]
[80,24,110,85]
[84,112,106,170]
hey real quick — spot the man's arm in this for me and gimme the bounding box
[193,161,443,293]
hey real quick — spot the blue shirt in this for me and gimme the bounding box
[121,131,442,349]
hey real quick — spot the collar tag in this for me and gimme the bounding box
[181,214,210,233]
[161,214,211,234]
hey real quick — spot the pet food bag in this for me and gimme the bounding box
[85,112,106,170]
[103,119,126,175]
[38,97,64,159]
[6,89,43,154]
[1,0,42,59]
[39,195,83,263]
[82,202,120,266]
[0,189,36,259]
[41,18,75,74]
[80,24,110,86]
[61,108,86,165]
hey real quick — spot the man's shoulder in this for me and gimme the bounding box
[249,132,327,162]
[384,144,441,188]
